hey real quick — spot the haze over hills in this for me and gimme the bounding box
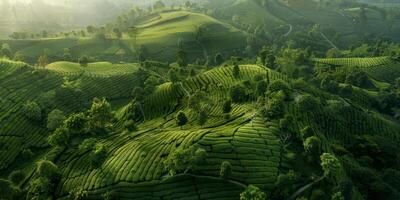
[0,0,400,200]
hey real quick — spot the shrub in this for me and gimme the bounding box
[233,64,240,78]
[164,146,206,176]
[9,170,25,185]
[0,179,20,199]
[176,111,188,128]
[87,98,114,134]
[331,192,345,200]
[297,94,320,112]
[47,109,65,131]
[230,84,247,103]
[300,126,314,140]
[36,160,59,181]
[220,161,232,178]
[320,153,342,179]
[23,101,42,121]
[223,99,232,113]
[124,119,137,132]
[256,80,268,96]
[198,109,208,127]
[303,136,321,158]
[268,79,291,97]
[91,144,107,168]
[240,185,267,200]
[78,138,97,151]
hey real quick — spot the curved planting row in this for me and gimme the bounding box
[197,117,281,190]
[58,175,243,200]
[57,128,210,196]
[313,57,391,68]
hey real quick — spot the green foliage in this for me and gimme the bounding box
[164,146,207,176]
[91,143,108,168]
[9,170,25,185]
[320,153,342,179]
[23,101,42,122]
[28,177,53,200]
[87,97,114,134]
[79,138,97,152]
[124,119,137,132]
[198,109,208,127]
[168,68,180,83]
[300,126,314,140]
[223,99,232,113]
[69,187,88,200]
[79,55,90,67]
[47,109,65,131]
[297,94,320,112]
[177,49,188,67]
[220,161,232,178]
[320,76,339,93]
[48,127,70,147]
[240,185,267,200]
[233,64,240,78]
[303,136,321,158]
[215,53,224,66]
[230,84,247,103]
[263,91,285,118]
[1,43,12,58]
[256,80,268,96]
[36,160,60,181]
[0,179,20,199]
[331,192,345,200]
[275,170,300,198]
[267,79,291,98]
[13,51,25,62]
[132,86,145,102]
[176,111,188,128]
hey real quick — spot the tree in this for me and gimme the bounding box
[267,79,291,98]
[220,161,232,178]
[233,64,240,78]
[79,55,90,67]
[263,91,285,118]
[91,143,107,168]
[300,126,314,140]
[256,80,268,96]
[223,99,232,113]
[87,98,114,134]
[164,146,206,176]
[23,101,42,122]
[48,127,70,147]
[0,179,20,199]
[13,51,25,62]
[37,55,48,67]
[240,185,267,200]
[303,136,321,158]
[215,53,224,66]
[297,94,320,112]
[331,192,345,200]
[153,0,166,10]
[1,43,12,58]
[9,170,25,185]
[86,26,97,35]
[124,119,137,132]
[36,160,60,181]
[113,28,122,38]
[168,68,180,83]
[198,109,208,127]
[177,49,188,67]
[320,153,342,179]
[116,49,126,62]
[132,86,145,102]
[230,84,247,103]
[47,109,65,131]
[176,111,188,128]
[326,48,342,58]
[63,48,72,61]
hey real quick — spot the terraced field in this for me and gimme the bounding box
[314,57,400,82]
[0,59,144,171]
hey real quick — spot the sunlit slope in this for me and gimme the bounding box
[129,11,247,60]
[0,59,142,171]
[313,57,400,82]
